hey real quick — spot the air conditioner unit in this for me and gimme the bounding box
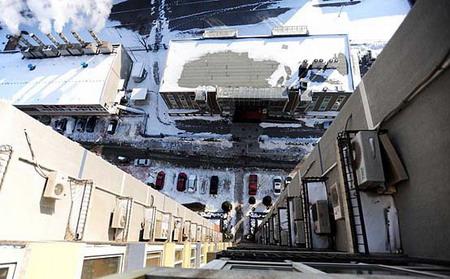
[312,200,331,234]
[351,131,385,189]
[111,203,127,229]
[43,171,68,200]
[330,183,344,220]
[143,208,155,240]
[173,219,182,241]
[154,212,169,240]
[294,220,306,245]
[292,197,303,220]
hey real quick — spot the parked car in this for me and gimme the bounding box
[200,179,207,194]
[177,172,187,192]
[248,174,258,195]
[187,175,197,193]
[134,159,150,166]
[107,119,118,134]
[117,156,129,164]
[154,171,165,190]
[284,176,293,187]
[86,116,97,133]
[209,175,219,195]
[75,118,87,132]
[273,176,283,195]
[55,118,67,133]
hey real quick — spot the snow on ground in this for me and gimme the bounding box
[238,171,288,235]
[259,122,303,128]
[259,135,318,152]
[233,0,410,44]
[119,159,287,235]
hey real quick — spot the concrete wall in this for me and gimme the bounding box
[293,0,450,260]
[0,101,219,244]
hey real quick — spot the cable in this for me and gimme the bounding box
[23,129,48,178]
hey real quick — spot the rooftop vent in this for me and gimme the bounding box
[88,30,112,54]
[203,29,238,39]
[272,25,309,37]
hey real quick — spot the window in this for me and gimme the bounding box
[0,264,16,279]
[146,252,162,267]
[318,96,332,111]
[174,249,183,267]
[81,256,121,279]
[178,95,189,109]
[331,96,346,111]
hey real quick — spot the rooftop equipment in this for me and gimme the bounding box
[88,30,113,54]
[19,35,45,58]
[30,33,59,58]
[272,25,309,37]
[71,31,98,55]
[203,29,238,39]
[58,32,83,56]
[46,33,71,56]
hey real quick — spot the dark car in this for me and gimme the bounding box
[209,175,219,195]
[177,172,187,192]
[107,119,118,134]
[85,116,97,133]
[155,171,165,190]
[248,174,258,195]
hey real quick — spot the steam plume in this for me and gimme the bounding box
[0,0,113,34]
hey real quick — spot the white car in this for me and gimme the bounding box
[134,159,150,166]
[273,176,283,195]
[187,175,197,193]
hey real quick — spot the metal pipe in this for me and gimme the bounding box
[88,30,102,45]
[46,33,61,47]
[18,36,34,48]
[58,32,71,45]
[71,31,86,45]
[30,33,46,47]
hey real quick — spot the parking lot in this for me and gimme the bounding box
[117,157,288,236]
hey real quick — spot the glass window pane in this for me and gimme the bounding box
[0,268,9,279]
[81,256,121,279]
[146,253,161,267]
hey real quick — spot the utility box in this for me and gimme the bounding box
[351,131,385,189]
[312,200,331,234]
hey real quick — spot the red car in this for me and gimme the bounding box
[155,171,165,190]
[177,172,187,192]
[248,174,258,195]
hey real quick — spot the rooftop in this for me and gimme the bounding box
[160,35,353,93]
[0,48,119,106]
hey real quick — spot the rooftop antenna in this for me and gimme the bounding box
[71,31,87,45]
[46,33,61,47]
[30,33,46,47]
[88,30,102,45]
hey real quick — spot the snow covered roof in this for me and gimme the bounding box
[0,49,119,106]
[160,35,353,93]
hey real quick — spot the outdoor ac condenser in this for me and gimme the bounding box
[43,171,68,200]
[111,202,127,229]
[312,200,331,234]
[351,131,385,189]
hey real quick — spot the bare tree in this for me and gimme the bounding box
[135,33,151,52]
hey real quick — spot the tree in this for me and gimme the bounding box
[135,34,151,52]
[248,196,256,205]
[221,201,232,213]
[262,196,272,207]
